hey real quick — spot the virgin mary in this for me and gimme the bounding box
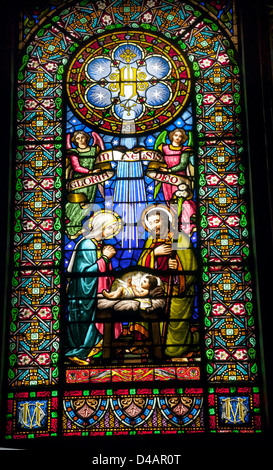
[65,211,122,365]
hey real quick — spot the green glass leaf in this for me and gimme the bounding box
[52,367,59,378]
[179,42,187,50]
[239,173,246,185]
[234,92,240,104]
[52,305,59,318]
[18,99,24,111]
[14,220,22,233]
[57,65,64,75]
[204,303,212,316]
[37,28,45,37]
[196,93,202,105]
[243,247,249,257]
[15,180,23,191]
[245,270,251,281]
[52,341,59,351]
[53,295,60,304]
[206,349,214,360]
[8,369,15,380]
[11,276,18,287]
[207,364,214,374]
[54,219,61,230]
[10,322,16,333]
[201,215,208,228]
[55,176,62,189]
[246,291,252,301]
[248,348,256,359]
[11,308,18,321]
[54,275,60,286]
[51,352,59,364]
[11,297,18,307]
[9,354,17,367]
[53,320,59,331]
[199,174,206,186]
[240,214,247,227]
[55,231,62,240]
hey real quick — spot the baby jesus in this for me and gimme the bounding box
[102,274,159,309]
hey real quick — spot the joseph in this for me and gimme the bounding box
[138,206,199,358]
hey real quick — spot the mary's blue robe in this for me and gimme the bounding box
[65,238,103,360]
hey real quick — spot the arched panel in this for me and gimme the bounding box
[3,0,263,441]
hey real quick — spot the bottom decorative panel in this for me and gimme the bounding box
[62,388,204,435]
[4,387,262,439]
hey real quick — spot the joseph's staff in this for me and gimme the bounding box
[161,246,177,346]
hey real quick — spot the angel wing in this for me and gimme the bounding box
[91,131,106,197]
[153,130,167,199]
[185,131,195,191]
[188,130,194,147]
[66,133,72,180]
[91,131,105,150]
[66,133,72,150]
[154,130,167,150]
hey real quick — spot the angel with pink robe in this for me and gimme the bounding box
[155,128,196,235]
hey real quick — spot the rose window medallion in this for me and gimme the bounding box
[66,30,191,135]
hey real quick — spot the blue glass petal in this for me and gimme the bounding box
[114,100,143,120]
[86,84,112,108]
[114,44,142,64]
[146,56,170,79]
[86,57,111,80]
[146,83,170,107]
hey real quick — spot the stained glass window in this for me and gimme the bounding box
[1,0,271,450]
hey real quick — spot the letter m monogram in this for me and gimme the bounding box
[18,401,46,429]
[220,397,249,424]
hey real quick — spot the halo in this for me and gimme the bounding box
[141,204,176,232]
[88,209,122,238]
